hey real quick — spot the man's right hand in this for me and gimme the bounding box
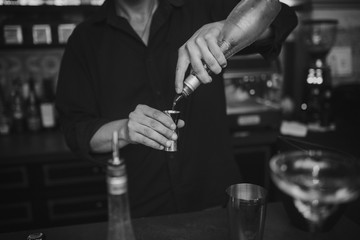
[175,21,226,94]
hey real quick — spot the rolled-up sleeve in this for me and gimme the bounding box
[56,27,110,164]
[243,3,298,60]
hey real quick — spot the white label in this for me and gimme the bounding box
[4,25,23,44]
[237,115,260,126]
[58,24,76,44]
[40,103,55,128]
[108,177,127,195]
[32,24,52,45]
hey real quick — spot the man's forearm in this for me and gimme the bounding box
[90,119,130,153]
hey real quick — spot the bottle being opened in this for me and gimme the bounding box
[107,131,136,240]
[173,0,281,107]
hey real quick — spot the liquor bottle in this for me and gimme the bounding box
[173,0,281,108]
[0,83,11,136]
[39,78,56,130]
[26,78,42,132]
[10,79,26,134]
[107,131,136,240]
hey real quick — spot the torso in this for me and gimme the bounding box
[58,0,242,217]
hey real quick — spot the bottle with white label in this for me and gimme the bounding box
[39,79,56,130]
[26,78,42,133]
[107,131,136,240]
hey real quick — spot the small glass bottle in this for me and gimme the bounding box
[0,83,11,136]
[39,78,56,130]
[26,78,42,132]
[107,131,136,240]
[10,79,26,134]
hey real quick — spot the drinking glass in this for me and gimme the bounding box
[269,150,360,235]
[226,183,267,240]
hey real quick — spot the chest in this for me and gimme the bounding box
[86,7,217,117]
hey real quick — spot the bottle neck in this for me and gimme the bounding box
[183,73,200,95]
[182,84,193,97]
[107,164,127,194]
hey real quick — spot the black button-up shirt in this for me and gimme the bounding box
[56,0,297,217]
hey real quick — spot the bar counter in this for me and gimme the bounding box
[1,202,359,240]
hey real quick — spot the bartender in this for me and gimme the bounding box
[55,0,297,218]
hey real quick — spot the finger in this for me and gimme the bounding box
[177,119,185,129]
[187,39,212,84]
[131,130,165,150]
[144,115,178,140]
[206,28,227,69]
[128,120,172,150]
[197,35,222,75]
[140,105,177,130]
[137,105,177,141]
[175,46,190,94]
[139,124,174,148]
[129,105,178,147]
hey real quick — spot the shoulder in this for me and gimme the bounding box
[66,17,105,52]
[71,16,103,37]
[66,0,109,47]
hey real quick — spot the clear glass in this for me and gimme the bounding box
[269,150,360,234]
[226,183,267,240]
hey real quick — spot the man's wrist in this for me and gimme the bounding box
[117,119,131,148]
[258,26,274,41]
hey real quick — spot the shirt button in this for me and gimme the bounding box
[155,90,161,96]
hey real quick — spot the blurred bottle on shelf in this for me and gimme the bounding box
[89,0,103,5]
[3,0,20,6]
[26,77,42,132]
[58,23,76,44]
[0,83,11,136]
[40,78,57,130]
[300,20,338,127]
[32,24,52,45]
[53,0,81,6]
[3,25,23,45]
[10,79,26,133]
[26,0,45,6]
